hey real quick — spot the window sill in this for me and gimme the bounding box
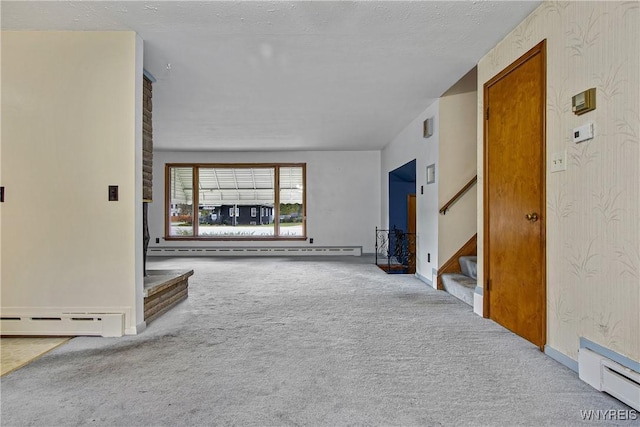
[164,236,308,242]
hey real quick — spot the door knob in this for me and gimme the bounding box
[525,212,539,222]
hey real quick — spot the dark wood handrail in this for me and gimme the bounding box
[439,175,477,215]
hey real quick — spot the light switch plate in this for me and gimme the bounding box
[573,122,594,143]
[108,185,119,201]
[550,150,567,173]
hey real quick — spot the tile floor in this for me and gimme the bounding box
[1,337,70,377]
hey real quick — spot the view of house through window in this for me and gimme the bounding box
[169,167,194,236]
[166,164,305,239]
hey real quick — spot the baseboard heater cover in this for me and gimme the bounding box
[0,313,124,337]
[149,246,362,257]
[579,346,640,411]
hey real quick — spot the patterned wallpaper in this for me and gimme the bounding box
[477,1,639,362]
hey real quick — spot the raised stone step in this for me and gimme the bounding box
[144,269,193,324]
[441,273,475,306]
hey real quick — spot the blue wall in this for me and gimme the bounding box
[388,159,416,233]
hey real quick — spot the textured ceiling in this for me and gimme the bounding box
[2,1,541,151]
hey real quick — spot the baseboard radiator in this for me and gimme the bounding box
[149,246,362,257]
[1,313,124,338]
[579,342,640,410]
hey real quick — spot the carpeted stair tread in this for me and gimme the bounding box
[441,273,475,306]
[458,256,477,280]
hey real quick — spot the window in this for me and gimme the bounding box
[166,163,306,240]
[279,167,305,237]
[168,167,193,236]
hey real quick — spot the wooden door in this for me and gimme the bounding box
[407,194,416,274]
[484,41,546,348]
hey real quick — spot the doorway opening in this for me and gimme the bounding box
[376,160,416,273]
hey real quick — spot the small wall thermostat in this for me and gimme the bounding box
[573,122,594,143]
[572,88,596,115]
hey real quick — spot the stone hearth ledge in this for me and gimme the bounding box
[143,269,194,323]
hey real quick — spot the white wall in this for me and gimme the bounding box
[0,31,3,293]
[438,68,478,267]
[477,2,639,362]
[1,32,144,334]
[149,150,381,253]
[381,101,439,286]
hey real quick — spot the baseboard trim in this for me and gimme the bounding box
[126,321,147,335]
[1,313,125,337]
[149,246,362,257]
[1,306,131,338]
[580,337,640,373]
[545,345,579,373]
[578,340,640,411]
[415,272,433,288]
[473,293,483,316]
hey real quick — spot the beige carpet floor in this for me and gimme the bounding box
[1,256,636,426]
[0,337,70,377]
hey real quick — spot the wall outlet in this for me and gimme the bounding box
[155,238,160,244]
[550,150,567,173]
[309,238,314,244]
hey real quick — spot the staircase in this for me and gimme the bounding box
[441,256,477,306]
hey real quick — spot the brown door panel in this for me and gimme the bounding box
[484,41,546,348]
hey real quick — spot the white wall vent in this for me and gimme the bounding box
[149,246,362,257]
[1,313,124,337]
[579,346,640,411]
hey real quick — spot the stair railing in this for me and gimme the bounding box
[375,227,392,271]
[439,175,477,215]
[375,227,416,274]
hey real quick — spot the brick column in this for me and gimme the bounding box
[143,76,153,276]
